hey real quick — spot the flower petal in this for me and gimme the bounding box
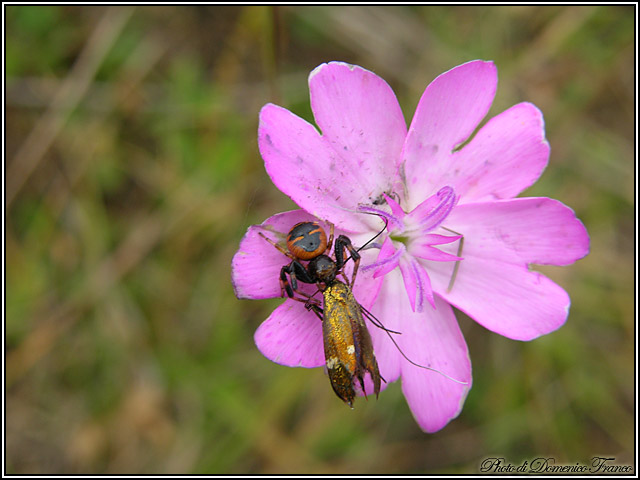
[428,198,590,340]
[369,270,472,432]
[398,301,472,433]
[364,275,406,386]
[450,103,550,203]
[231,209,326,299]
[260,61,409,232]
[383,193,406,222]
[406,186,458,232]
[259,104,365,230]
[363,237,402,278]
[349,282,395,399]
[449,197,590,265]
[399,255,435,311]
[309,62,407,191]
[357,204,404,233]
[254,300,324,368]
[402,60,498,210]
[412,244,462,263]
[349,248,386,310]
[421,233,464,246]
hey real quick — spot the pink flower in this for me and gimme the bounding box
[231,60,589,432]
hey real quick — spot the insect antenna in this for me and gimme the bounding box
[336,213,388,272]
[358,304,401,335]
[360,305,468,386]
[355,213,389,253]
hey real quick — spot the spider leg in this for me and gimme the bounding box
[334,235,361,287]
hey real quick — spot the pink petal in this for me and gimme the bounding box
[369,271,472,432]
[450,103,550,203]
[260,62,409,232]
[399,255,435,311]
[367,237,402,278]
[365,275,406,386]
[349,248,386,310]
[383,192,406,221]
[349,283,397,399]
[231,210,326,299]
[410,233,464,263]
[422,233,463,245]
[406,186,457,231]
[411,244,462,263]
[449,197,590,265]
[398,299,472,432]
[427,198,590,340]
[254,300,324,368]
[402,60,498,210]
[309,62,407,192]
[357,203,404,233]
[259,104,364,230]
[356,371,393,399]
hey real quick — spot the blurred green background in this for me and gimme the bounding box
[5,5,634,474]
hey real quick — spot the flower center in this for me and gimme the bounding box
[389,233,409,244]
[357,187,463,311]
[360,187,460,263]
[360,186,458,247]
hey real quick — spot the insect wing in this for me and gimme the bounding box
[322,282,381,407]
[351,300,381,399]
[322,283,358,407]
